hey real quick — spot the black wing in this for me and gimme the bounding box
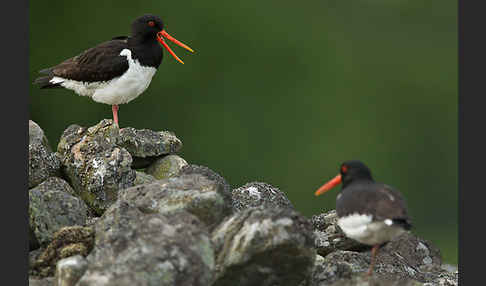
[337,182,411,228]
[35,38,130,87]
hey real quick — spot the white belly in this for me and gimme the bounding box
[50,49,157,105]
[337,214,405,245]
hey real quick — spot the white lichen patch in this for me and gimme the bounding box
[92,158,107,185]
[246,186,261,200]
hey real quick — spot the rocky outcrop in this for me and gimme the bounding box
[118,173,232,231]
[231,181,294,212]
[145,154,188,179]
[27,120,458,286]
[29,177,89,247]
[211,206,316,286]
[30,226,95,278]
[78,202,214,286]
[29,120,61,188]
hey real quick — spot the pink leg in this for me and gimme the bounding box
[367,244,380,276]
[112,105,119,126]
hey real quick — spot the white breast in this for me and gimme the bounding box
[337,214,405,245]
[50,49,157,105]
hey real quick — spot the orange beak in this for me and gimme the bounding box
[157,30,194,64]
[314,174,342,196]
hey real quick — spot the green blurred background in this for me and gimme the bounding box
[29,1,457,264]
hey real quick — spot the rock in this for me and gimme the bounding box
[29,277,55,286]
[211,206,316,286]
[77,202,214,286]
[31,226,94,278]
[441,264,458,273]
[119,172,231,231]
[117,127,182,157]
[29,120,61,188]
[55,255,88,286]
[311,210,366,256]
[231,181,294,212]
[177,164,233,211]
[309,232,457,286]
[30,248,44,270]
[29,178,89,246]
[57,120,136,215]
[30,223,40,251]
[327,271,424,286]
[145,154,188,179]
[133,170,157,185]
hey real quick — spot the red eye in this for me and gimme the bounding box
[341,165,348,173]
[148,21,155,27]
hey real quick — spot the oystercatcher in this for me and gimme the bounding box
[314,160,412,275]
[34,14,194,126]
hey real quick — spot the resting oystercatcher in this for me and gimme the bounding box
[314,160,412,275]
[34,14,194,126]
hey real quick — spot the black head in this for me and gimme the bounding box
[129,14,194,64]
[315,159,374,196]
[339,160,374,188]
[131,14,164,40]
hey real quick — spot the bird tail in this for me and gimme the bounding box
[33,68,62,89]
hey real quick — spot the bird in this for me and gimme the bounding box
[34,14,194,127]
[314,160,412,276]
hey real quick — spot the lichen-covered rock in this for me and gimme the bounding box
[145,154,188,179]
[211,206,316,286]
[30,223,40,251]
[311,210,366,256]
[177,164,233,212]
[119,172,231,230]
[29,120,61,188]
[133,170,157,185]
[231,181,294,212]
[77,202,214,286]
[309,232,456,286]
[55,255,88,286]
[31,226,94,278]
[117,127,182,157]
[57,120,136,215]
[29,277,55,286]
[29,178,89,246]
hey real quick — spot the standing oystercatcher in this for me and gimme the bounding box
[34,14,194,126]
[314,160,412,275]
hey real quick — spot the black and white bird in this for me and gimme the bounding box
[314,160,412,275]
[34,14,194,126]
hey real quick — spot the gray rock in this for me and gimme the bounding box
[440,264,458,273]
[29,120,61,188]
[55,255,88,286]
[178,164,232,211]
[30,248,44,270]
[133,170,157,186]
[77,202,214,286]
[311,210,366,256]
[211,206,316,286]
[423,271,458,286]
[231,181,294,212]
[31,226,95,278]
[29,277,55,286]
[117,127,182,158]
[30,223,40,251]
[119,172,231,230]
[57,120,136,215]
[145,154,188,179]
[29,178,89,246]
[309,232,456,286]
